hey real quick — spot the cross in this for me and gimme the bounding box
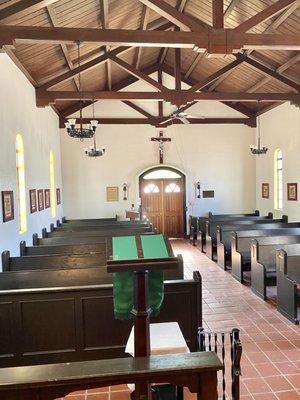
[151,130,171,164]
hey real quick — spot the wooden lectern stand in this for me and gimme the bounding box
[126,210,141,221]
[107,256,178,400]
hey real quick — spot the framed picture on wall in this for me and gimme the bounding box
[38,189,44,211]
[287,183,297,201]
[106,186,119,202]
[1,191,14,222]
[44,189,51,208]
[29,189,37,213]
[262,183,269,199]
[56,188,61,205]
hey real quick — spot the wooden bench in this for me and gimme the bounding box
[62,216,117,224]
[0,352,222,400]
[57,221,149,231]
[231,227,300,282]
[208,211,260,218]
[20,241,107,256]
[205,217,288,260]
[47,226,153,238]
[217,222,299,270]
[251,238,300,300]
[0,270,201,367]
[276,248,300,324]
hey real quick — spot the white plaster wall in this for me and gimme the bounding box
[61,73,256,224]
[256,103,300,221]
[0,54,63,264]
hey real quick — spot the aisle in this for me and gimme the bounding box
[171,240,300,400]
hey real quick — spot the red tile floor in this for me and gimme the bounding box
[60,240,300,400]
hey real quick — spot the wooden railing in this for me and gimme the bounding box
[0,352,223,400]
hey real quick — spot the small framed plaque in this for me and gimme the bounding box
[262,183,269,199]
[287,183,297,201]
[106,186,119,202]
[38,189,44,211]
[44,189,51,209]
[56,188,61,205]
[2,191,14,222]
[202,190,215,198]
[29,189,37,213]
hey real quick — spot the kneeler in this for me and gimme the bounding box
[107,234,179,400]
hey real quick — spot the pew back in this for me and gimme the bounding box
[20,242,107,256]
[0,271,201,367]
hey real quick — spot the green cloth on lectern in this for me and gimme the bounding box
[112,236,138,320]
[112,234,169,320]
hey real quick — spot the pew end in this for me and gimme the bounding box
[20,241,26,256]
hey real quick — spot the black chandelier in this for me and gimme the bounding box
[250,102,268,155]
[84,133,106,158]
[65,42,98,140]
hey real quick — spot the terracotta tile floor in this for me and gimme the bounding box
[60,240,299,400]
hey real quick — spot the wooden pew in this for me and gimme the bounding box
[0,352,222,400]
[57,221,148,232]
[47,226,153,238]
[0,271,201,367]
[198,213,274,253]
[62,216,117,224]
[231,227,300,283]
[205,217,288,261]
[217,222,300,269]
[208,210,260,218]
[276,248,300,324]
[251,238,300,300]
[20,241,107,256]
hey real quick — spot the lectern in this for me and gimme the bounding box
[107,234,179,399]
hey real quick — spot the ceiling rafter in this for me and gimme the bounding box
[234,0,297,33]
[137,0,208,31]
[212,0,224,28]
[46,5,79,90]
[59,116,255,128]
[2,26,299,52]
[240,54,300,91]
[99,0,112,90]
[246,53,300,92]
[133,5,150,69]
[224,0,240,20]
[209,1,300,90]
[0,0,59,23]
[158,68,164,117]
[122,101,157,122]
[109,55,167,91]
[184,52,205,79]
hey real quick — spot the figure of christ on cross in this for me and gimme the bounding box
[151,130,171,164]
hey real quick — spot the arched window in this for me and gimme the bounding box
[16,134,27,233]
[274,149,283,210]
[144,183,159,194]
[165,183,181,193]
[49,151,56,218]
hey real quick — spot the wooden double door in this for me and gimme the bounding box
[140,179,184,238]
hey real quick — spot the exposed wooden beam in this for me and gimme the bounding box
[0,0,59,23]
[37,90,300,106]
[60,64,158,117]
[184,52,205,79]
[224,0,240,20]
[133,5,150,69]
[46,5,79,90]
[241,54,300,91]
[99,0,112,90]
[122,101,157,121]
[212,0,224,28]
[174,48,182,90]
[59,116,255,128]
[2,26,299,53]
[158,68,164,117]
[109,55,167,91]
[189,56,245,92]
[246,53,300,93]
[137,0,208,31]
[234,0,297,33]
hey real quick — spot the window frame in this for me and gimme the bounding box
[274,149,283,210]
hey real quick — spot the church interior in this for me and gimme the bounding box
[0,0,300,399]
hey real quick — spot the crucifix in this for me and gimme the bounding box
[151,130,171,164]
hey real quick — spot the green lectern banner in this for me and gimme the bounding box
[112,234,167,320]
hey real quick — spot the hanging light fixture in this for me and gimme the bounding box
[250,101,268,155]
[84,131,106,158]
[65,41,98,140]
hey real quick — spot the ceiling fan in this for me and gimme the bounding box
[159,108,205,125]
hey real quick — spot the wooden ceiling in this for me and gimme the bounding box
[0,0,299,126]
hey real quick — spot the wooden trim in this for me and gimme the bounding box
[212,0,224,28]
[0,0,59,23]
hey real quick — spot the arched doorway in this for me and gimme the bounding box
[139,167,186,238]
